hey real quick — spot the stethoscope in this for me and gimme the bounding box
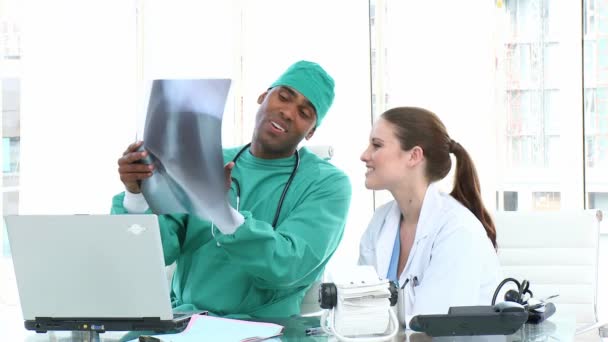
[230,142,300,228]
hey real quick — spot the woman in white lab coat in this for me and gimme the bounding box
[358,107,501,328]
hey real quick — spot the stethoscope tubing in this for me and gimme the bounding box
[230,142,300,228]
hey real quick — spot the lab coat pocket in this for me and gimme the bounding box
[397,278,418,328]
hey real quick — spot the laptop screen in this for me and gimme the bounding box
[5,214,174,321]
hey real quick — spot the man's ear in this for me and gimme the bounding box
[257,91,268,105]
[305,127,316,140]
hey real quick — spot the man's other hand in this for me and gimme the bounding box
[224,161,235,192]
[117,141,154,194]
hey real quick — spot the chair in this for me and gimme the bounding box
[494,209,605,340]
[305,144,334,161]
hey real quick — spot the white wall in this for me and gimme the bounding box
[140,0,239,144]
[18,0,240,214]
[19,0,136,214]
[373,1,498,209]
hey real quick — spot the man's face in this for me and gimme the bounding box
[251,86,317,158]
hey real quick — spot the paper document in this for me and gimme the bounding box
[140,79,238,229]
[127,314,284,342]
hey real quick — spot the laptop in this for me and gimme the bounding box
[4,214,203,333]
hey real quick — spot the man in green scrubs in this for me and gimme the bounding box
[113,60,352,317]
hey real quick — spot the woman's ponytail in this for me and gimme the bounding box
[449,141,497,249]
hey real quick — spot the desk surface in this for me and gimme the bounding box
[0,307,578,342]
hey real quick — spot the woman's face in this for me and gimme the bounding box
[360,118,411,191]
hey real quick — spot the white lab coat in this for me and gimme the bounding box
[358,183,501,328]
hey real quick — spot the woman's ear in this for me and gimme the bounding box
[408,146,425,166]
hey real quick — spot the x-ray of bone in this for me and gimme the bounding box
[139,79,237,230]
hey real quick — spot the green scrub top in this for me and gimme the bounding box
[111,146,351,317]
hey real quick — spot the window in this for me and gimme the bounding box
[584,0,608,214]
[2,79,20,178]
[532,191,561,211]
[504,191,519,211]
[497,0,584,211]
[589,192,608,210]
[1,18,20,60]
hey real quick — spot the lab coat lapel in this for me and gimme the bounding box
[397,183,446,287]
[374,202,401,279]
[414,183,445,243]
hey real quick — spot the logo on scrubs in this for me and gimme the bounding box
[127,224,146,235]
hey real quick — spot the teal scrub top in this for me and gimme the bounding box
[111,146,351,318]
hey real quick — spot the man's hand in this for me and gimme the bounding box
[117,141,154,194]
[224,161,235,191]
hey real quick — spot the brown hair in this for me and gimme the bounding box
[382,107,497,249]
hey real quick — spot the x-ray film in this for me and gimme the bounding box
[140,79,237,229]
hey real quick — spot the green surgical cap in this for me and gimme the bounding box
[270,60,335,127]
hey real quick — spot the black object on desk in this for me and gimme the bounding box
[527,302,556,324]
[305,326,326,336]
[25,313,200,333]
[139,336,163,342]
[409,305,529,337]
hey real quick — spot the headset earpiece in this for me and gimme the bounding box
[504,289,521,303]
[501,279,532,304]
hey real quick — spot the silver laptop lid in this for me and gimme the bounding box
[4,214,173,320]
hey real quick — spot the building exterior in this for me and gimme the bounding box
[498,0,607,212]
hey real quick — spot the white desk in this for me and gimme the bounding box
[1,303,579,342]
[0,258,581,341]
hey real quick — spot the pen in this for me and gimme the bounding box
[412,276,419,287]
[305,326,326,336]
